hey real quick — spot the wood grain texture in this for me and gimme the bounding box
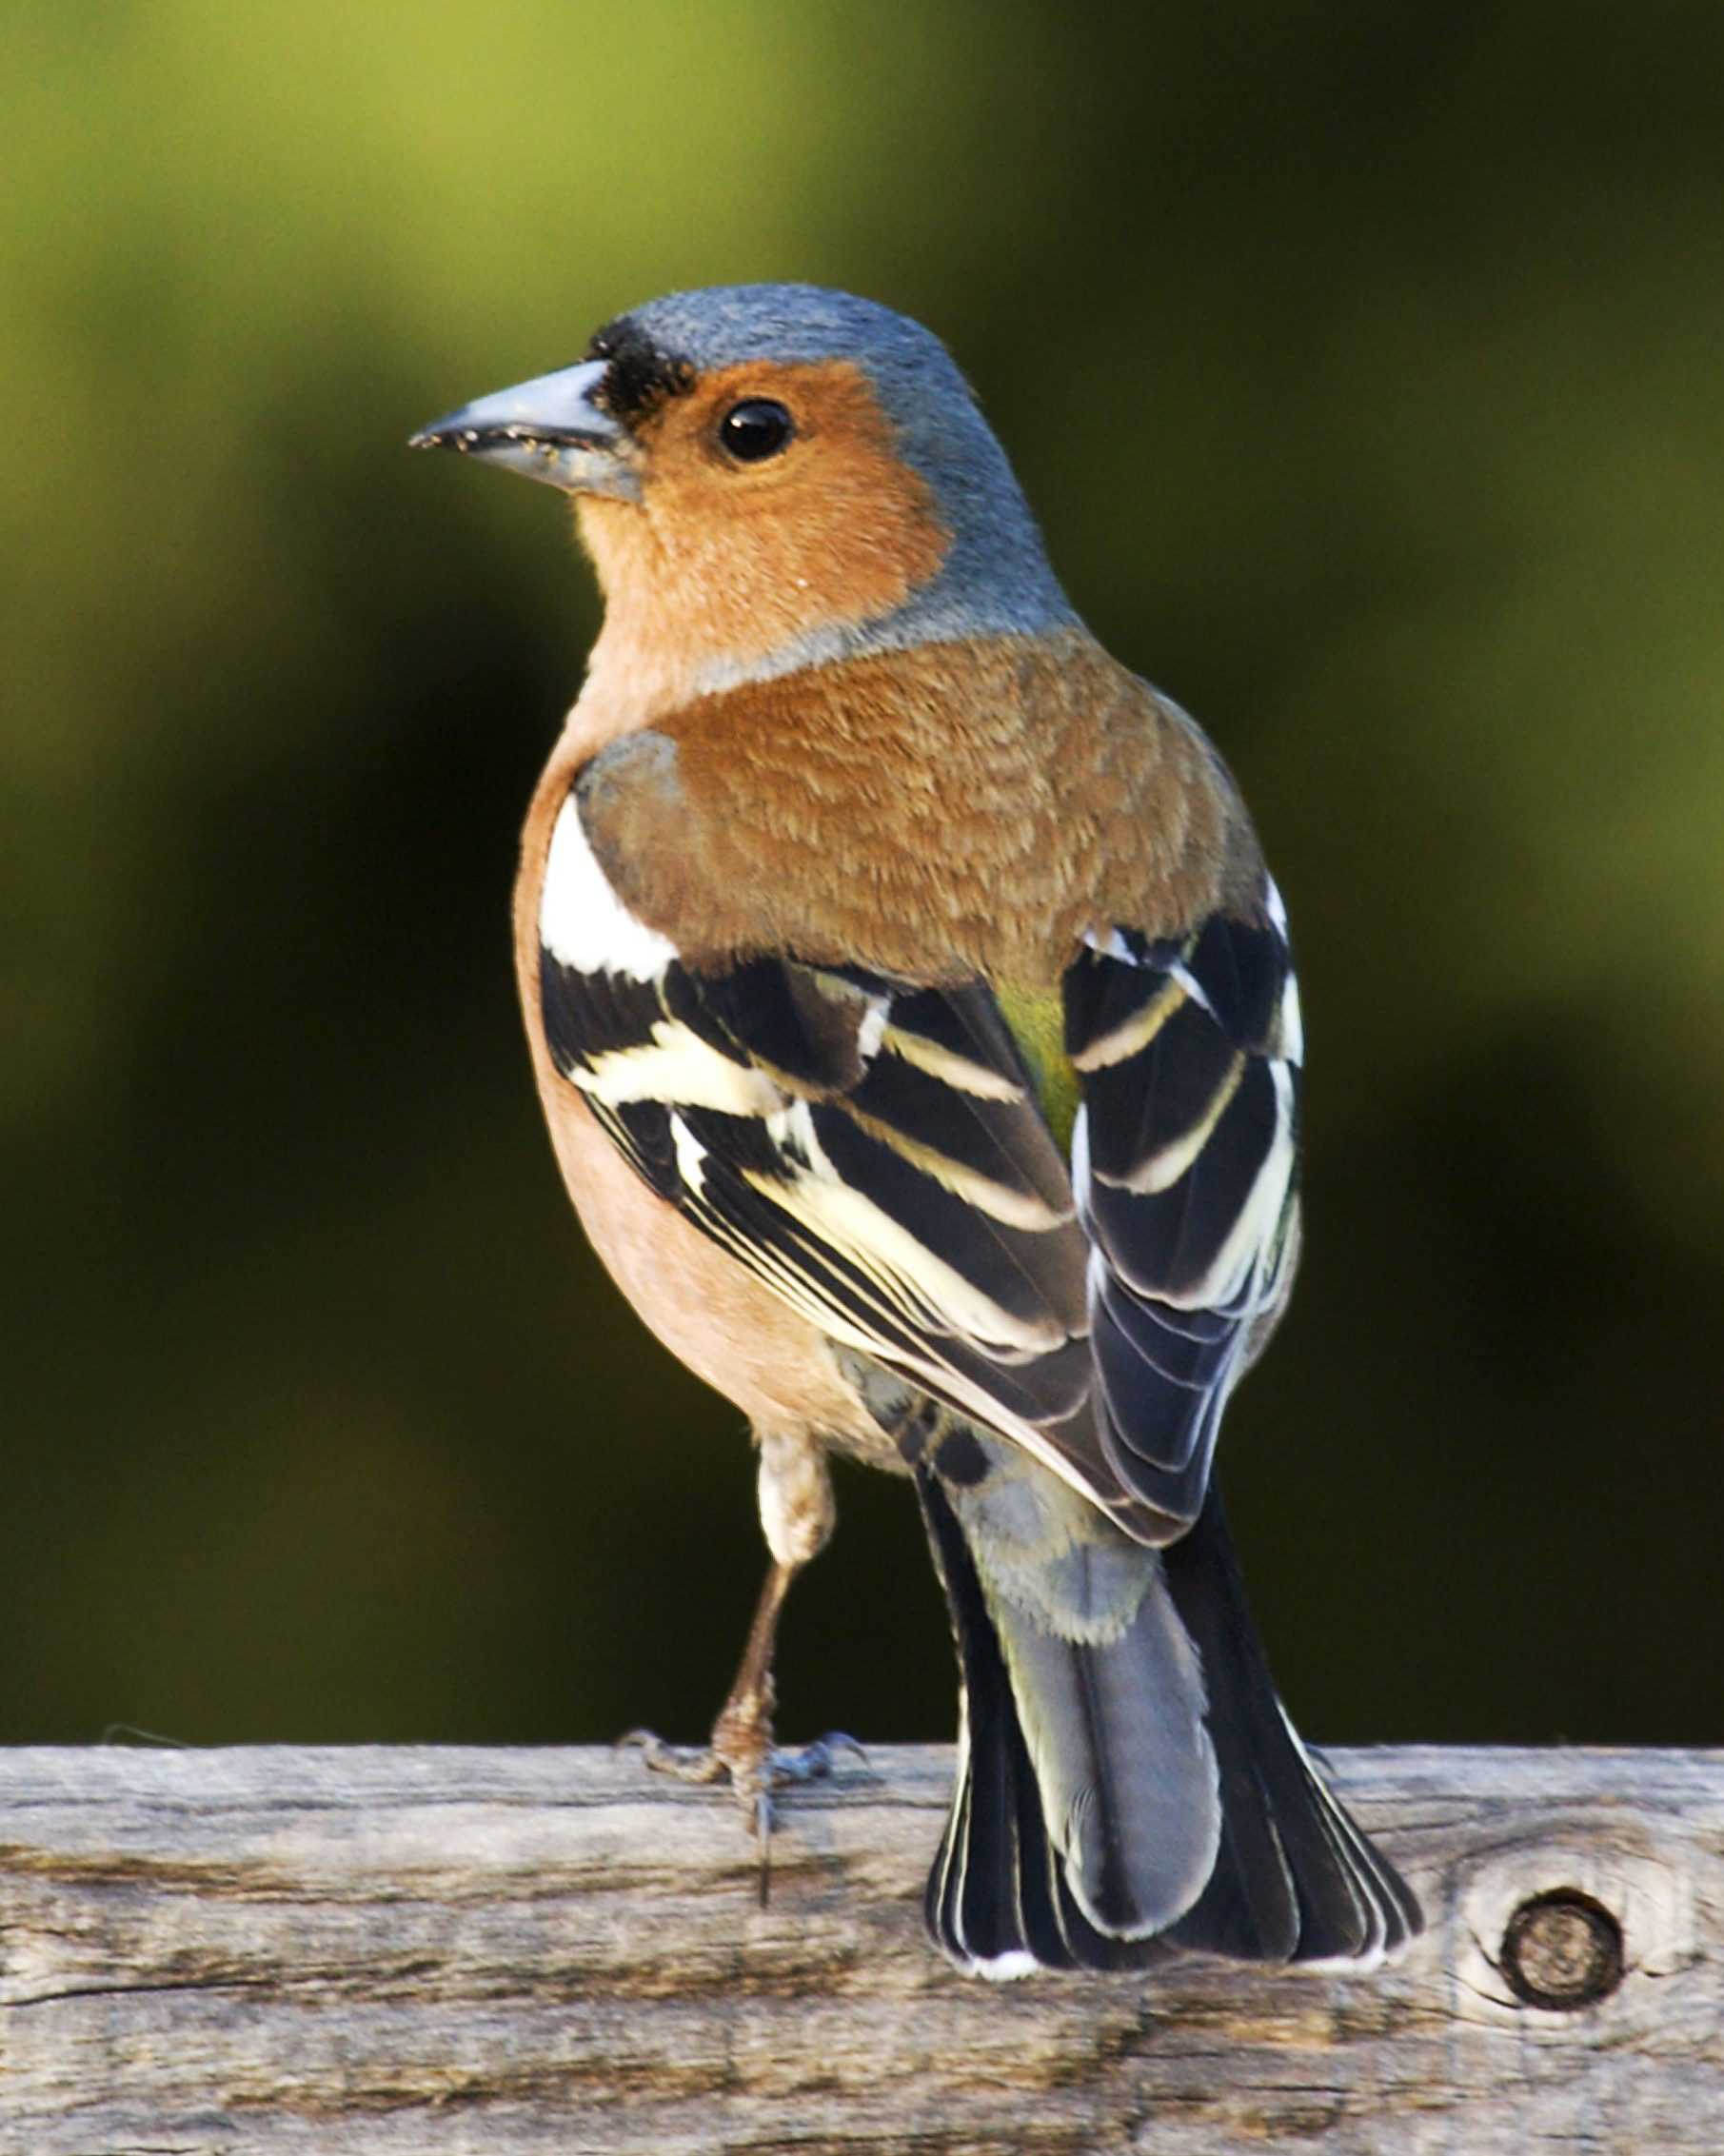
[0,1745,1719,2154]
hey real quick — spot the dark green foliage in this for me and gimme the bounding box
[5,0,1722,1748]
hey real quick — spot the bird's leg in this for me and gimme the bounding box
[623,1554,864,1898]
[709,1551,798,1808]
[621,1430,865,1897]
[626,1553,794,1795]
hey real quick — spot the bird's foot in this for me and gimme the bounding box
[618,1721,868,1903]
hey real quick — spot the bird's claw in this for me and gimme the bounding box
[617,1725,868,1791]
[618,1725,870,1906]
[616,1729,731,1785]
[766,1730,870,1782]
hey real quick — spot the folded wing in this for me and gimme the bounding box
[1066,890,1303,1526]
[541,773,1300,1543]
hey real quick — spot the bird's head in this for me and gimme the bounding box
[412,284,1073,695]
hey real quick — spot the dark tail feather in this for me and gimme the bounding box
[1158,1492,1422,1964]
[920,1469,1129,1973]
[916,1470,1421,1975]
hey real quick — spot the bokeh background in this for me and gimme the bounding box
[7,2,1722,1755]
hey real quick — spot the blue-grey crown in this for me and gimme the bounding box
[599,284,1078,651]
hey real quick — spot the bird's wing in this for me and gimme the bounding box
[1064,887,1303,1526]
[541,891,1126,1521]
[538,755,1300,1542]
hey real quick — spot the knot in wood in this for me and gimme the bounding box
[1500,1888,1625,2010]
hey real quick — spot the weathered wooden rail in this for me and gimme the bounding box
[0,1744,1718,2152]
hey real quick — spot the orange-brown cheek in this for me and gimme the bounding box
[577,362,951,694]
[650,420,950,642]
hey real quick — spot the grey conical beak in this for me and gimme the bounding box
[409,359,640,499]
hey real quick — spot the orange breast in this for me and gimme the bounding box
[578,631,1261,984]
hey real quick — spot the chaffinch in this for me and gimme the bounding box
[412,284,1419,1976]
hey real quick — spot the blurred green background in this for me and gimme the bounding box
[6,1,1722,1755]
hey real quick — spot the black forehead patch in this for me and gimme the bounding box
[585,314,696,424]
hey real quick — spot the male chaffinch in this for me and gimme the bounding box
[412,284,1420,1976]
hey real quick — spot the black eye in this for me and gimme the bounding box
[719,398,795,463]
